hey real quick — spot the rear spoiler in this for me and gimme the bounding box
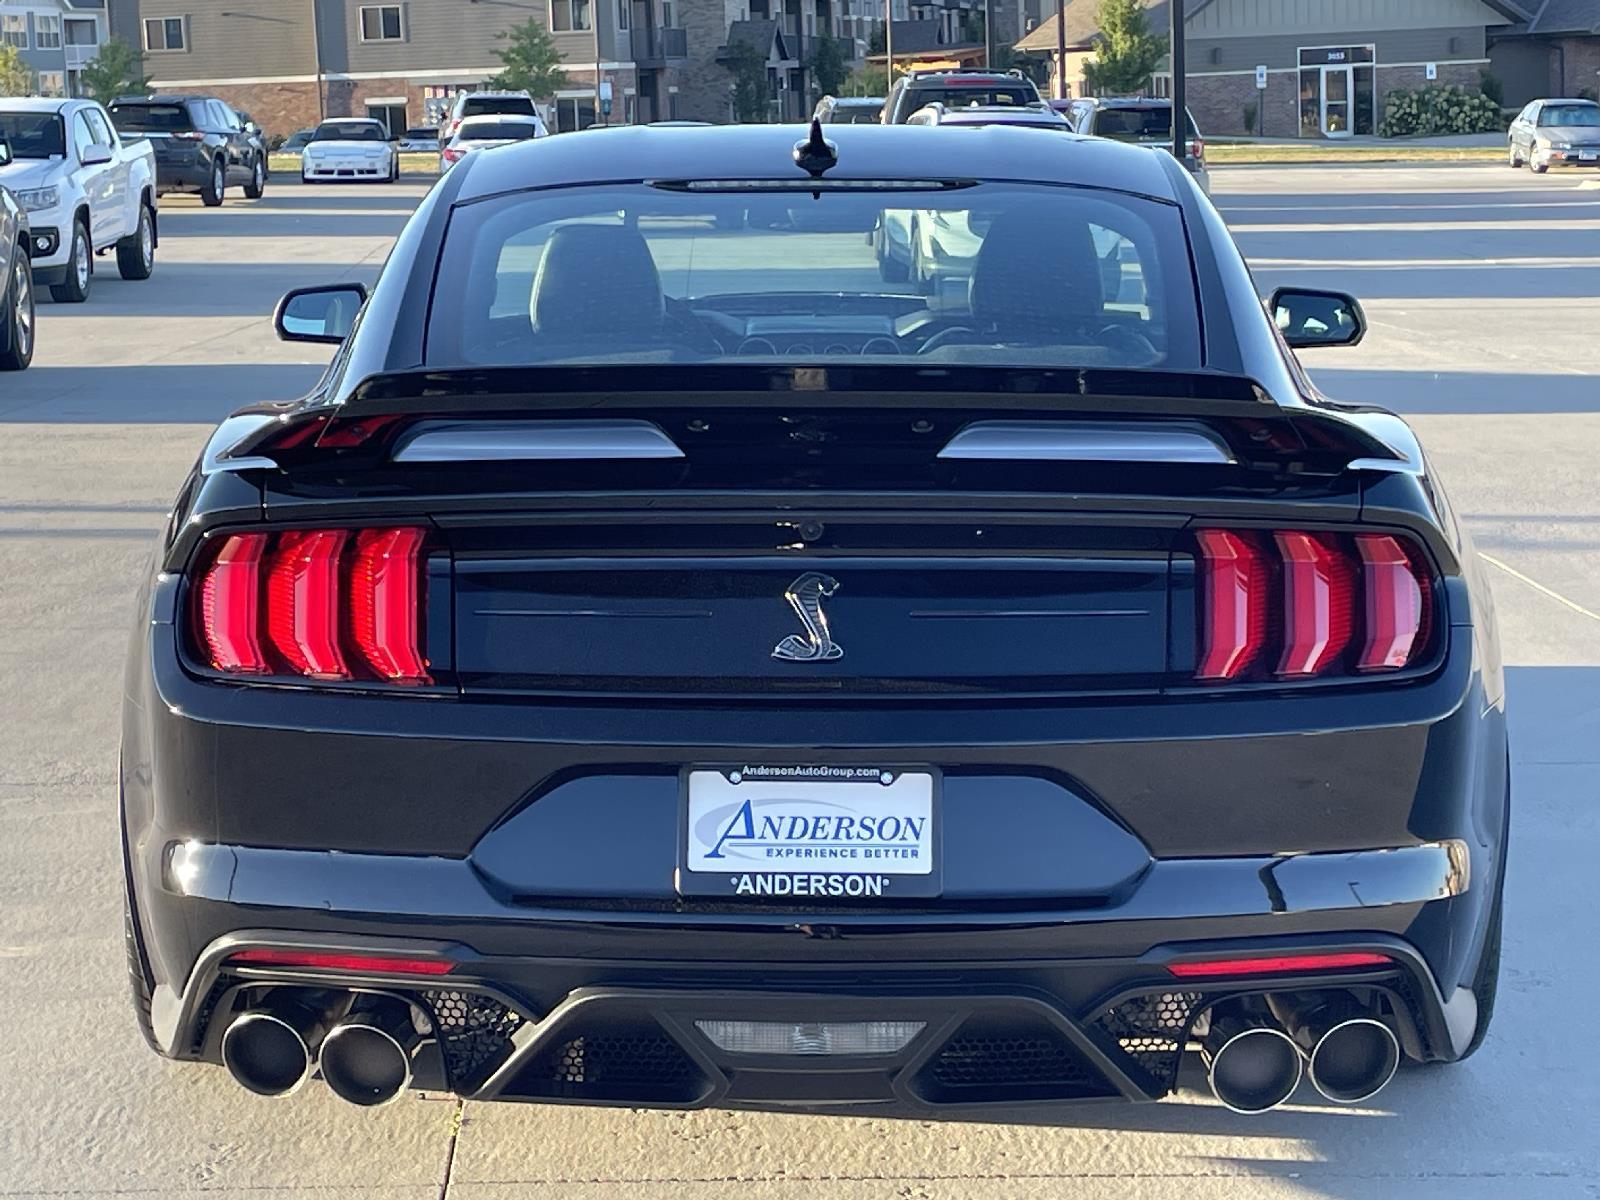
[205,365,1418,478]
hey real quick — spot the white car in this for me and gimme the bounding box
[300,118,398,184]
[0,97,158,303]
[439,113,544,172]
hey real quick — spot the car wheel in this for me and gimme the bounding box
[115,203,156,281]
[909,219,933,294]
[1507,143,1521,168]
[389,157,400,183]
[243,154,266,199]
[48,220,91,303]
[0,250,35,370]
[876,227,909,283]
[202,157,226,206]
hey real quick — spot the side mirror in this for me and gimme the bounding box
[273,283,368,344]
[81,143,114,167]
[1269,286,1366,349]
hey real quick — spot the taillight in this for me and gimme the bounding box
[191,527,432,686]
[169,130,206,141]
[1189,137,1204,162]
[441,146,463,163]
[1195,529,1434,682]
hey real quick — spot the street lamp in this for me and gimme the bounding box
[1171,0,1185,164]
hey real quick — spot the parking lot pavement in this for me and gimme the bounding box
[2,165,1598,1199]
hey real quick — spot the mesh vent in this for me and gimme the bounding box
[420,989,524,1089]
[1091,990,1205,1094]
[919,1014,1115,1102]
[537,1029,698,1090]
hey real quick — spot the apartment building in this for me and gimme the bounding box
[0,0,108,97]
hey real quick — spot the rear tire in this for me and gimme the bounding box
[202,157,226,206]
[243,154,266,199]
[0,250,34,370]
[115,203,155,281]
[48,220,91,303]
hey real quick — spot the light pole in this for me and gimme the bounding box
[983,0,992,67]
[884,0,893,93]
[593,0,602,128]
[1170,0,1185,163]
[310,0,325,118]
[1053,0,1064,99]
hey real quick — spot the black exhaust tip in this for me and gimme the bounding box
[221,1009,318,1097]
[319,1003,419,1107]
[1309,1018,1400,1104]
[1203,1021,1302,1114]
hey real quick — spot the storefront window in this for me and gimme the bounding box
[1353,65,1375,135]
[1299,69,1320,137]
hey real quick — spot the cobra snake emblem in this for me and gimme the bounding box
[771,572,844,662]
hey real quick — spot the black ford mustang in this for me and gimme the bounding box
[121,123,1507,1116]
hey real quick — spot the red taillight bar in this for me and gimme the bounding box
[1355,534,1426,670]
[1275,531,1354,677]
[226,948,455,976]
[1195,529,1270,680]
[1167,951,1394,979]
[191,526,431,685]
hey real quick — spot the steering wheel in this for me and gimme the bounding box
[1095,324,1158,359]
[917,325,980,354]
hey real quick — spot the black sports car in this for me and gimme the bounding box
[121,123,1507,1116]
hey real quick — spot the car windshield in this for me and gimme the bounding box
[457,122,539,142]
[1092,107,1200,140]
[1538,103,1600,127]
[107,103,193,132]
[463,96,536,118]
[314,122,386,141]
[0,112,66,158]
[428,181,1197,371]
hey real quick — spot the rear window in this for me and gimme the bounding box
[427,181,1198,371]
[403,127,438,139]
[108,103,194,132]
[313,121,386,141]
[456,121,540,142]
[824,105,883,124]
[0,111,65,158]
[1090,106,1200,140]
[462,96,536,118]
[910,85,1036,109]
[1538,103,1600,127]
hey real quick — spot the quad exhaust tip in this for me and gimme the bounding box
[1202,1019,1302,1114]
[1307,1017,1400,1104]
[221,1008,319,1098]
[319,1002,419,1108]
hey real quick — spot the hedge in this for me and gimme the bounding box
[1378,85,1503,137]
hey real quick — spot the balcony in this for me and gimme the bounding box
[64,44,100,69]
[630,25,687,67]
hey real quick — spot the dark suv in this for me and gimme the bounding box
[108,95,268,206]
[1064,97,1209,193]
[881,69,1041,123]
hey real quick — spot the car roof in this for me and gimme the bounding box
[0,97,84,113]
[935,108,1071,126]
[454,123,1178,202]
[114,94,209,104]
[322,116,383,124]
[1081,97,1173,108]
[461,91,531,99]
[459,112,538,125]
[827,96,883,105]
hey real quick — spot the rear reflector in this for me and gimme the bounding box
[694,1020,926,1056]
[191,526,431,685]
[1195,528,1434,681]
[227,948,455,976]
[1167,951,1394,979]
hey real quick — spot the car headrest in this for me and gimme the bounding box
[531,225,665,338]
[969,208,1104,338]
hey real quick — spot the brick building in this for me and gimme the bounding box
[1489,1,1600,106]
[1016,0,1530,138]
[104,0,910,135]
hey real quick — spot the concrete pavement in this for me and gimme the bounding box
[2,162,1597,1199]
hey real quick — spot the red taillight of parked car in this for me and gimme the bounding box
[1189,137,1204,163]
[192,527,431,685]
[441,146,464,164]
[1194,529,1434,681]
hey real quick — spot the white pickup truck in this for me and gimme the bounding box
[0,97,157,303]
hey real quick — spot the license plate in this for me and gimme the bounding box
[1582,151,1598,162]
[679,766,940,899]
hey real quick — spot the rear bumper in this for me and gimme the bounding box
[159,925,1470,1112]
[155,161,213,193]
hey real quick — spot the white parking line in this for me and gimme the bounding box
[1480,553,1600,622]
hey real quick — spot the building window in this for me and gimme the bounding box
[359,5,405,41]
[551,0,592,32]
[35,15,62,49]
[617,0,629,29]
[143,17,186,51]
[37,70,66,97]
[554,94,597,130]
[65,19,99,46]
[1,15,27,49]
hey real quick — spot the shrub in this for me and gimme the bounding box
[1479,69,1503,108]
[1241,101,1257,135]
[1378,84,1502,138]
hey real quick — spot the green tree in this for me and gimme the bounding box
[1082,0,1166,96]
[487,18,569,100]
[847,64,888,97]
[0,44,34,97]
[808,35,850,98]
[77,36,148,104]
[726,40,770,123]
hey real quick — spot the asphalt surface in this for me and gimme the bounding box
[2,162,1597,1199]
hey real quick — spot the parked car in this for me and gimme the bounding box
[395,126,440,153]
[301,119,399,184]
[437,91,547,149]
[814,95,884,124]
[905,101,1072,130]
[124,124,1504,1120]
[1063,97,1209,194]
[0,141,33,370]
[440,113,544,172]
[280,127,316,153]
[1507,97,1600,172]
[881,69,1041,124]
[108,94,267,205]
[0,98,158,303]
